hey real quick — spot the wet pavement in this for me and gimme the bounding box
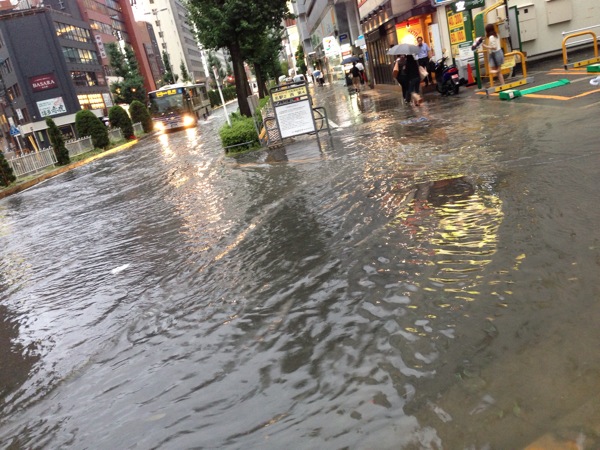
[1,56,600,449]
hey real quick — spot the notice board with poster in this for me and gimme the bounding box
[270,82,316,139]
[445,0,485,58]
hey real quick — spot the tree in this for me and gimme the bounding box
[180,61,192,83]
[107,43,147,104]
[75,110,109,149]
[129,100,153,133]
[0,152,15,187]
[187,0,291,117]
[46,118,70,166]
[207,51,226,89]
[161,51,178,85]
[108,105,134,139]
[295,43,307,75]
[244,28,284,98]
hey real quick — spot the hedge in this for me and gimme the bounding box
[208,86,237,108]
[219,114,259,153]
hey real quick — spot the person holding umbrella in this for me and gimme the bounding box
[388,43,422,105]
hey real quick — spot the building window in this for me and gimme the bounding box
[0,58,12,75]
[78,93,106,110]
[63,47,100,64]
[55,22,93,43]
[6,83,20,101]
[71,71,100,86]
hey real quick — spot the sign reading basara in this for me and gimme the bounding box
[30,73,58,92]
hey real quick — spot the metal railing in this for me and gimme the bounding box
[133,122,143,136]
[65,135,93,157]
[108,127,123,143]
[7,147,57,178]
[562,30,600,69]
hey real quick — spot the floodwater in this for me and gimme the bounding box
[1,84,600,449]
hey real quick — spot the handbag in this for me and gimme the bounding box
[419,65,428,81]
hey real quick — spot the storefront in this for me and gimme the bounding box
[361,1,437,87]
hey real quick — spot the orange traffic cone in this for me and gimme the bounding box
[467,63,476,86]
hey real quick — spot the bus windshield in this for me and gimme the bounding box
[148,88,186,115]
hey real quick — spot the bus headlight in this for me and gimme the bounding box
[154,121,165,132]
[183,115,196,127]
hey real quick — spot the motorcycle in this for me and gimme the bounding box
[434,57,461,96]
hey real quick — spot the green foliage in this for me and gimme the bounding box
[129,100,153,133]
[207,51,226,89]
[208,86,237,108]
[187,0,291,116]
[46,117,70,166]
[75,109,109,149]
[162,51,178,85]
[108,105,134,139]
[295,44,307,75]
[0,151,16,187]
[280,60,289,78]
[180,61,192,82]
[219,114,259,153]
[107,43,146,104]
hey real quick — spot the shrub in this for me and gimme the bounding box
[75,109,109,149]
[108,105,134,139]
[0,151,15,187]
[129,100,153,133]
[219,115,259,153]
[46,117,70,165]
[208,86,237,107]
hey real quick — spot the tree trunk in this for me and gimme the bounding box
[254,63,266,99]
[229,41,251,117]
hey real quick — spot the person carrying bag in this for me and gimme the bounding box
[392,56,409,102]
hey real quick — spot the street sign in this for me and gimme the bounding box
[9,125,20,136]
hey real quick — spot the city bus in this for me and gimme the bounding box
[148,83,209,132]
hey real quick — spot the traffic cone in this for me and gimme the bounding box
[467,63,476,86]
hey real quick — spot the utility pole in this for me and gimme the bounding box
[212,66,230,126]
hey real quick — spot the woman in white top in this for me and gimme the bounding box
[483,23,504,86]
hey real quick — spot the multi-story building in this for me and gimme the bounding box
[133,0,207,86]
[0,1,111,152]
[77,0,159,95]
[297,0,363,83]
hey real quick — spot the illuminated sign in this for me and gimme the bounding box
[155,88,183,97]
[271,85,308,103]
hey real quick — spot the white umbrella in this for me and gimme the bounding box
[387,43,420,56]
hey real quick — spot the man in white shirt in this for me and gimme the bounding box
[416,36,432,86]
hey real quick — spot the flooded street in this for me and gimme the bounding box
[1,84,600,449]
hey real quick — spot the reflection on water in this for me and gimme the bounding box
[1,88,600,449]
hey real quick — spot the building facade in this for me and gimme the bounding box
[297,0,600,88]
[0,4,110,152]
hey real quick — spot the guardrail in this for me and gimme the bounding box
[65,136,93,157]
[7,147,57,178]
[133,122,143,137]
[562,31,600,69]
[108,127,123,143]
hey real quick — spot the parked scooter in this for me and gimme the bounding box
[434,57,461,96]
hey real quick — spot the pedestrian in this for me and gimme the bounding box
[393,55,409,101]
[482,23,504,86]
[416,36,432,86]
[405,54,422,105]
[355,60,366,86]
[350,62,361,93]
